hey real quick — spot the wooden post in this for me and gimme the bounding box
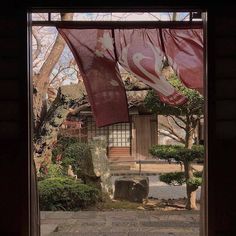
[139,160,141,175]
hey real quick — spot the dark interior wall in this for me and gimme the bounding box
[0,1,236,236]
[208,7,236,236]
[0,6,30,236]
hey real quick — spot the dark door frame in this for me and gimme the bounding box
[27,5,208,236]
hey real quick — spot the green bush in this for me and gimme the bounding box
[52,141,92,177]
[47,164,64,178]
[38,177,101,211]
[52,136,80,162]
[160,171,202,187]
[186,177,202,189]
[160,172,185,186]
[149,145,204,162]
[52,140,100,189]
[193,170,203,178]
[37,163,64,181]
[62,142,92,177]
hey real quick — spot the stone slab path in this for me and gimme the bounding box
[41,210,199,236]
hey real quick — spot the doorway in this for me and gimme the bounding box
[29,11,207,236]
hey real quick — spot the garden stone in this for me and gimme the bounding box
[90,136,113,197]
[114,176,149,202]
[77,135,113,197]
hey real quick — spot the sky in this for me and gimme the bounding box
[32,12,195,86]
[32,12,191,21]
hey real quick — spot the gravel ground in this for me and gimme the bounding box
[111,175,201,200]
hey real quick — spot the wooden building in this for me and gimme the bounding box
[84,113,158,161]
[60,89,159,162]
[60,87,204,162]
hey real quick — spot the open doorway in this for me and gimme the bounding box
[30,11,207,235]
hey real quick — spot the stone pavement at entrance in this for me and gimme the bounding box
[41,210,199,236]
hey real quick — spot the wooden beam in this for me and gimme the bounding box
[31,20,203,29]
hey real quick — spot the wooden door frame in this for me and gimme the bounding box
[27,4,208,236]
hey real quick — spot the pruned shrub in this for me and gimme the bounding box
[149,144,204,162]
[186,176,202,189]
[160,172,185,186]
[160,171,203,187]
[150,145,204,209]
[38,177,101,211]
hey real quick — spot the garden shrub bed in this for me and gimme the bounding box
[38,177,101,211]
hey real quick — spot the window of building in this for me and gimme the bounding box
[108,123,131,147]
[87,117,131,147]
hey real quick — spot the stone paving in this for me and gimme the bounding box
[41,210,200,236]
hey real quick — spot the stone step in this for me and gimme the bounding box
[51,222,199,235]
[109,164,131,170]
[49,229,199,236]
[111,171,158,176]
[50,233,199,236]
[55,223,199,230]
[41,210,199,236]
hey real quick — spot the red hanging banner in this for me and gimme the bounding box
[57,27,203,126]
[162,29,203,92]
[58,28,129,127]
[114,29,187,105]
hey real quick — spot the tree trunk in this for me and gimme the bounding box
[186,184,197,210]
[185,124,194,149]
[33,83,86,174]
[184,161,198,210]
[33,13,74,132]
[184,121,198,210]
[200,166,205,235]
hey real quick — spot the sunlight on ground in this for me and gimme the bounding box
[131,163,204,173]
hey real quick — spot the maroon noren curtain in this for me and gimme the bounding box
[162,29,203,92]
[114,29,187,105]
[58,27,203,126]
[58,28,129,127]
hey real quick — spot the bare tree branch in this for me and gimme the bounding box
[32,28,42,61]
[68,103,90,115]
[159,122,185,144]
[34,14,73,87]
[175,115,187,124]
[33,13,74,130]
[49,66,72,85]
[149,13,161,21]
[166,116,175,132]
[169,115,186,130]
[158,130,183,143]
[181,13,190,21]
